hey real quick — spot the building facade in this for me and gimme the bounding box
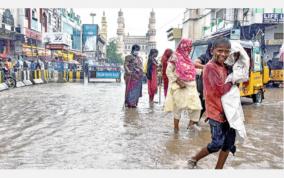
[60,8,82,51]
[182,8,284,61]
[0,8,25,58]
[0,8,86,61]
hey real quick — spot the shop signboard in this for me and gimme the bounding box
[25,28,42,41]
[46,44,69,50]
[96,71,121,79]
[43,32,72,47]
[15,41,22,54]
[263,13,284,23]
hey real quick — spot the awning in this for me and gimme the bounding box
[68,60,80,65]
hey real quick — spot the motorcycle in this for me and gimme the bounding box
[1,66,17,88]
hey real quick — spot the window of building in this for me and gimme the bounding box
[32,8,37,20]
[48,13,52,24]
[216,9,225,20]
[42,13,47,32]
[274,33,283,40]
[25,8,30,19]
[210,9,216,20]
[274,8,283,13]
[196,9,200,16]
[255,8,264,13]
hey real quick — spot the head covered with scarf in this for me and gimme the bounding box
[161,48,173,77]
[146,48,159,80]
[162,48,173,62]
[174,38,196,82]
[199,40,213,65]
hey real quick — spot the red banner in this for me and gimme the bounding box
[46,44,68,50]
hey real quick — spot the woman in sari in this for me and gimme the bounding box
[164,39,202,132]
[161,48,173,97]
[146,48,159,103]
[124,44,144,108]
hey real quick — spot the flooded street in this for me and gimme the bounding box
[0,83,283,169]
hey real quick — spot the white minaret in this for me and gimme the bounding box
[99,11,108,58]
[147,9,157,53]
[117,9,125,56]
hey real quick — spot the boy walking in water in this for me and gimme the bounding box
[188,38,236,169]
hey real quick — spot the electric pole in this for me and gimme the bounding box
[90,13,96,24]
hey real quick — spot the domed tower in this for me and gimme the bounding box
[116,9,125,56]
[147,9,157,53]
[100,11,108,41]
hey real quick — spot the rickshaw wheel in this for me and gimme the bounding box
[252,91,263,103]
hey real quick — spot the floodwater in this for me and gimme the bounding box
[0,82,283,169]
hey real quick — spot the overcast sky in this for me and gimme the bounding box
[75,8,185,56]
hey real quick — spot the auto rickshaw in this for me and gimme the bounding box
[190,39,270,103]
[237,40,270,103]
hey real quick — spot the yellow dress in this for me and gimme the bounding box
[164,55,202,114]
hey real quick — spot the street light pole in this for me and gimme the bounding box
[90,13,96,24]
[90,13,96,62]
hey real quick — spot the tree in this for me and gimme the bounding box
[106,40,123,64]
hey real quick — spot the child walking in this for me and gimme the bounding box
[187,38,237,169]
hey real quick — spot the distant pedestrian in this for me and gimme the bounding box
[35,59,41,70]
[161,48,173,97]
[188,38,236,169]
[124,44,144,108]
[146,48,159,103]
[194,40,213,120]
[164,38,202,132]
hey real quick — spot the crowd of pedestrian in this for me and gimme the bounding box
[123,37,247,169]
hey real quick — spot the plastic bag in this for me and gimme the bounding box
[221,85,247,143]
[225,41,250,83]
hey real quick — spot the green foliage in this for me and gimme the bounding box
[106,41,123,64]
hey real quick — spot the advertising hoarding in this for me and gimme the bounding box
[82,24,98,52]
[43,32,72,47]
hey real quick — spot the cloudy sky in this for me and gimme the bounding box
[75,8,185,56]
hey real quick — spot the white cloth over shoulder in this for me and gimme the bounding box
[225,41,250,83]
[221,85,247,143]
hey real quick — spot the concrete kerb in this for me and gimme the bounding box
[15,70,25,88]
[32,70,44,84]
[0,70,8,91]
[0,83,8,91]
[23,70,33,86]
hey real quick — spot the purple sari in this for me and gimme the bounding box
[124,55,143,107]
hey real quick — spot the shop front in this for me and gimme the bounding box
[23,28,42,59]
[0,9,21,59]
